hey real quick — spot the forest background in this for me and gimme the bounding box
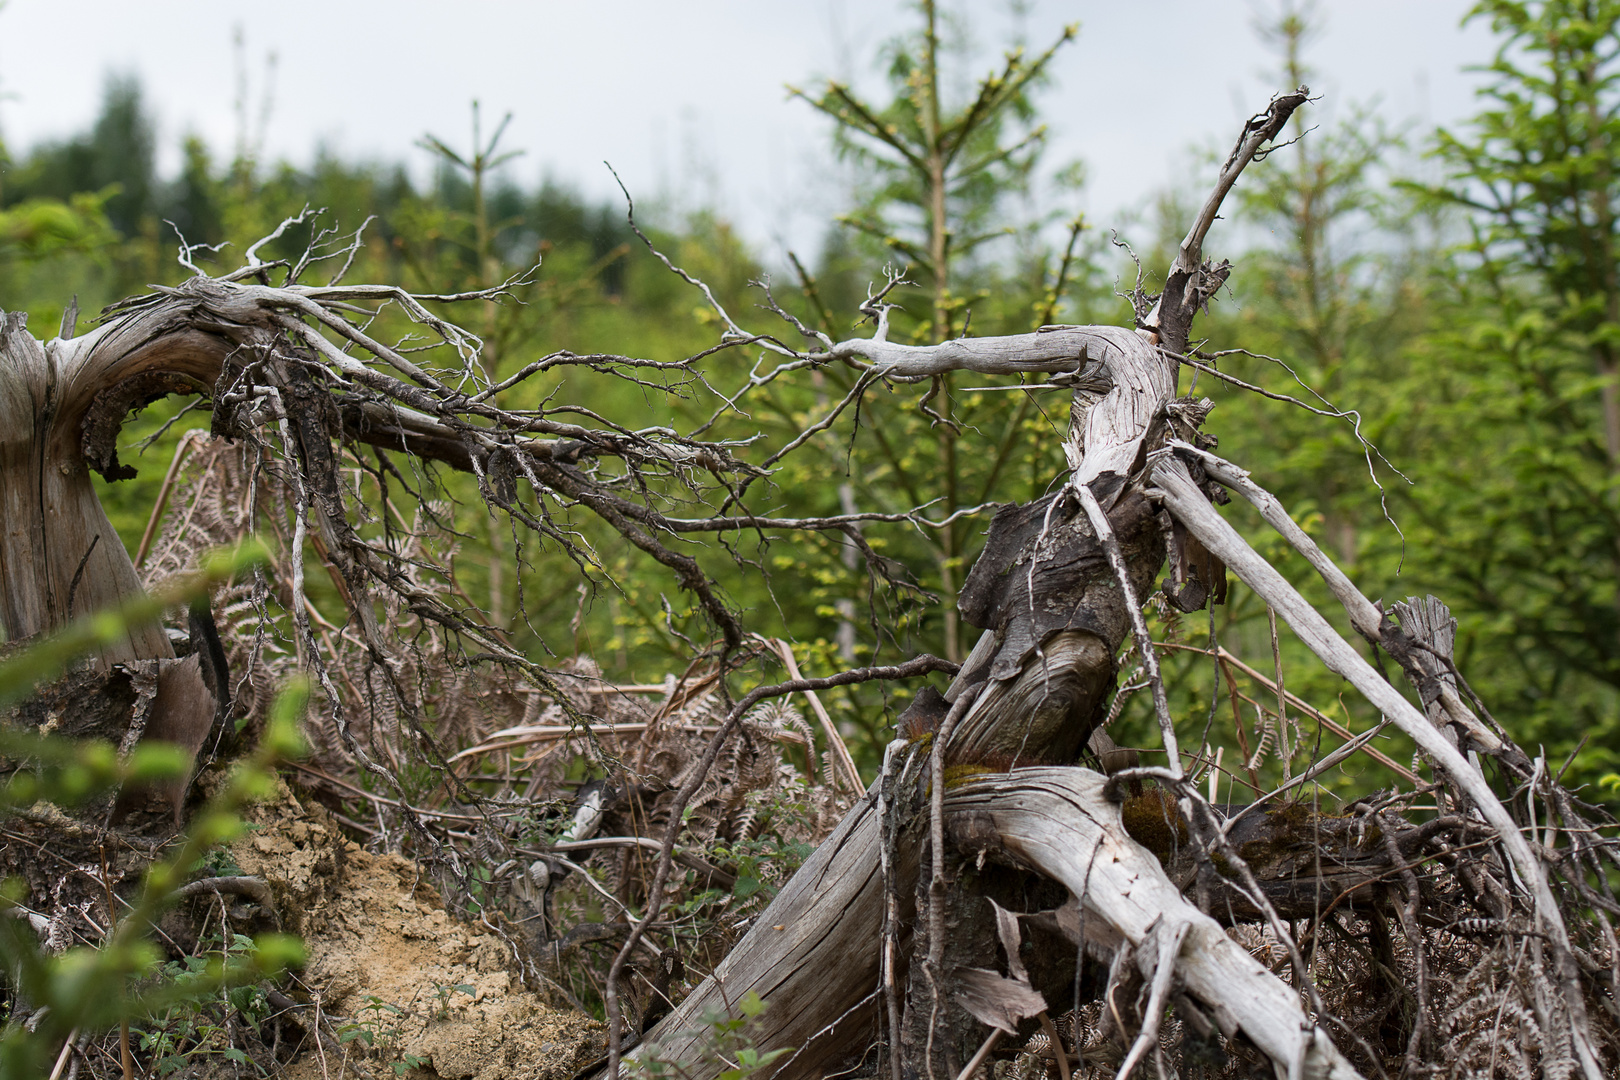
[0,0,1615,807]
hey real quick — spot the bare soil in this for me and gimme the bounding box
[230,783,604,1080]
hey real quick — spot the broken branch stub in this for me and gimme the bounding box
[1141,86,1310,355]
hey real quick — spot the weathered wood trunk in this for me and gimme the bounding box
[625,631,1146,1077]
[0,90,1410,1079]
[0,279,530,673]
[0,307,260,825]
[623,90,1345,1080]
[624,324,1180,1075]
[0,286,480,804]
[0,283,499,666]
[0,313,206,663]
[944,769,1362,1080]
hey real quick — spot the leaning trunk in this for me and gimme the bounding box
[624,327,1185,1074]
[0,313,188,662]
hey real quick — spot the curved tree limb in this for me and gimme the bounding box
[944,767,1363,1080]
[1141,86,1310,355]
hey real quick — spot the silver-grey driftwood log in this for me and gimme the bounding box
[945,767,1364,1080]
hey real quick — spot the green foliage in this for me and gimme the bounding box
[432,981,477,1020]
[630,991,788,1080]
[1,0,1615,797]
[0,191,119,263]
[775,3,1102,666]
[1393,0,1620,783]
[3,75,154,236]
[134,933,277,1077]
[1088,7,1436,792]
[334,996,429,1076]
[700,786,818,906]
[0,567,305,1078]
[792,4,1077,334]
[1115,0,1620,796]
[0,723,307,1075]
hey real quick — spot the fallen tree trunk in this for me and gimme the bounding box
[944,767,1364,1080]
[12,87,1605,1080]
[616,88,1325,1080]
[624,631,1144,1077]
[603,83,1612,1080]
[620,321,1174,1075]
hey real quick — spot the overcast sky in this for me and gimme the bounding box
[0,1,1494,260]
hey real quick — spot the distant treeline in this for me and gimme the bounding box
[0,76,633,294]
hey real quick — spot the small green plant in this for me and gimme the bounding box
[133,929,276,1076]
[191,844,246,879]
[334,994,401,1052]
[703,784,818,908]
[629,991,789,1080]
[0,544,313,1078]
[0,686,306,1076]
[432,981,475,1020]
[335,995,429,1076]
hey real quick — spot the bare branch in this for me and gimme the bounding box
[1151,452,1608,1080]
[1142,87,1311,353]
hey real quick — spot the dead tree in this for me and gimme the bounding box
[609,88,1367,1080]
[0,93,1615,1080]
[598,90,1619,1080]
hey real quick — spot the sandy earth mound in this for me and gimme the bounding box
[229,783,604,1079]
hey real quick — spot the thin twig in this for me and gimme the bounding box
[1077,482,1180,775]
[954,1028,1002,1080]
